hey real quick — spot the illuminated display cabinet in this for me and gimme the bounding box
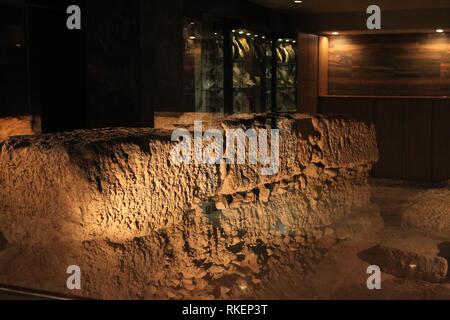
[183,19,297,114]
[274,37,298,113]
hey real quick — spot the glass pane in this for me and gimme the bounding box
[276,38,297,113]
[183,18,224,113]
[232,30,272,113]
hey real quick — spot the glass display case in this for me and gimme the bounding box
[183,19,297,114]
[183,19,224,113]
[275,37,297,113]
[231,29,272,113]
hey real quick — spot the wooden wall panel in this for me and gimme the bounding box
[328,34,450,97]
[320,97,449,182]
[402,100,433,181]
[318,36,329,97]
[297,33,319,114]
[318,96,346,116]
[432,100,450,182]
[318,97,373,124]
[372,99,404,179]
[345,98,374,125]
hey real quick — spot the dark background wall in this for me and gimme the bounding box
[0,0,298,131]
[0,0,84,133]
[84,0,143,128]
[0,4,27,118]
[183,0,291,33]
[29,0,85,133]
[141,0,183,114]
[328,34,450,97]
[1,0,282,129]
[319,95,450,183]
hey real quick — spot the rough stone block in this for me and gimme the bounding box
[360,237,449,283]
[402,189,450,234]
[0,116,35,143]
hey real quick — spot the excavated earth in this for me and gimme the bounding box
[0,113,448,300]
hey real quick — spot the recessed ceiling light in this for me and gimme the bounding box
[436,29,445,33]
[331,32,340,36]
[294,0,303,3]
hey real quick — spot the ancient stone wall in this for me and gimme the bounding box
[0,116,37,143]
[0,114,380,299]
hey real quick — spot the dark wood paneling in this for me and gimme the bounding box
[320,96,450,182]
[318,97,373,124]
[345,98,374,125]
[318,36,329,96]
[432,100,450,182]
[298,33,319,114]
[372,99,404,179]
[328,34,450,97]
[402,100,433,181]
[318,96,346,116]
[85,0,141,128]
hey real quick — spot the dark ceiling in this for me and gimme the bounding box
[250,0,450,14]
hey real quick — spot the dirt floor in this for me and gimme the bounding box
[259,179,450,300]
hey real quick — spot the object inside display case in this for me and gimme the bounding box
[183,19,224,113]
[232,29,272,113]
[276,38,297,112]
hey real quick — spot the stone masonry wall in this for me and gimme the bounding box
[0,114,380,299]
